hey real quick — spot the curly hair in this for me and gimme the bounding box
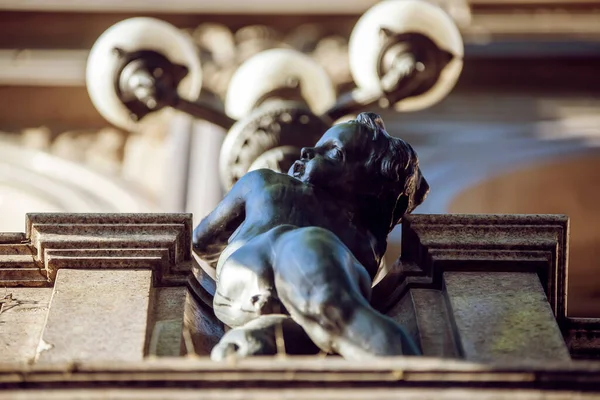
[355,112,429,221]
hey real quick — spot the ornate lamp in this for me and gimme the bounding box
[85,0,463,191]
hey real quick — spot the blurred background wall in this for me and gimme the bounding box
[0,0,599,316]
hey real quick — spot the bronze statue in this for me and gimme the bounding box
[193,112,429,360]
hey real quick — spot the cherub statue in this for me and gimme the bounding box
[193,112,429,360]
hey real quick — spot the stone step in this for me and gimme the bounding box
[30,224,185,252]
[0,233,26,244]
[45,247,188,273]
[31,223,186,237]
[44,254,164,283]
[0,243,46,286]
[26,213,191,229]
[33,235,180,264]
[44,248,169,258]
[0,244,34,256]
[0,280,49,287]
[0,244,38,270]
[0,254,36,267]
[0,267,47,281]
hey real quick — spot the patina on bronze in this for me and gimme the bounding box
[193,112,429,360]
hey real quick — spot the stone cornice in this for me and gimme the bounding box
[0,213,193,287]
[373,214,568,320]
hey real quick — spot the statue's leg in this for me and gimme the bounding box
[273,227,421,359]
[211,227,323,360]
[213,238,280,328]
[210,314,319,361]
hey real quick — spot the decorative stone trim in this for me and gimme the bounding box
[372,214,568,323]
[2,357,600,396]
[0,213,193,287]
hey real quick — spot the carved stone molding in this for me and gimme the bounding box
[0,213,193,287]
[373,214,568,320]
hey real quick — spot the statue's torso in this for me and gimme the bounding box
[225,171,380,276]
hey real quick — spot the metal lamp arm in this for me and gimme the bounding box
[173,95,237,130]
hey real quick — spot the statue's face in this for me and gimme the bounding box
[289,121,371,190]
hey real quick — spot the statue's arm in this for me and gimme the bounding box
[192,172,256,264]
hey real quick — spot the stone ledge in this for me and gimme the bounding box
[1,357,600,394]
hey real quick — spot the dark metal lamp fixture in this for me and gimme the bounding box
[86,0,463,191]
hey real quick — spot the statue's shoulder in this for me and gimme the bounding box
[239,169,299,187]
[232,169,271,187]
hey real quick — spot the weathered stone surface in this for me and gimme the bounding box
[0,212,591,364]
[364,213,600,360]
[379,214,569,322]
[27,213,192,267]
[36,269,153,363]
[386,292,420,353]
[148,320,183,357]
[2,388,600,399]
[0,214,197,364]
[148,287,186,357]
[153,287,187,322]
[44,248,169,283]
[411,289,460,358]
[0,232,26,244]
[444,271,571,363]
[184,275,224,356]
[0,287,52,364]
[0,243,46,286]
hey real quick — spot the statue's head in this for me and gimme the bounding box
[289,112,429,228]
